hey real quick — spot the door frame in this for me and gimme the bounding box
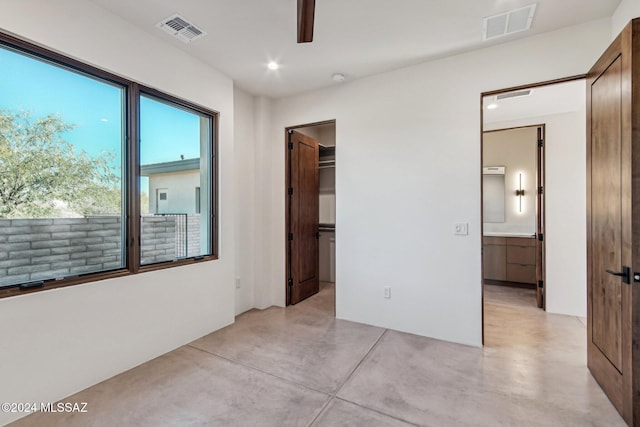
[479,75,585,343]
[285,119,336,306]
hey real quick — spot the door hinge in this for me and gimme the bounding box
[288,232,293,241]
[288,141,294,150]
[538,139,544,148]
[538,186,544,195]
[538,233,544,242]
[288,278,293,287]
[288,187,293,195]
[316,231,320,239]
[538,280,544,288]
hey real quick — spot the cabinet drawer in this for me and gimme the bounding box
[483,236,506,245]
[483,244,506,281]
[507,245,535,265]
[506,263,536,284]
[506,237,536,247]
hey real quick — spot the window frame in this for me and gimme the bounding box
[136,86,218,272]
[0,32,219,299]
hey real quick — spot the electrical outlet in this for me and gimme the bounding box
[454,222,468,235]
[384,286,391,299]
[235,278,241,289]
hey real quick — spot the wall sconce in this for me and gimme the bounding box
[515,173,525,212]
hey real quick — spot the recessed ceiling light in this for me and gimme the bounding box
[332,73,345,82]
[487,103,499,110]
[267,62,279,70]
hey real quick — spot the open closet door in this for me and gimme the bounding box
[586,18,639,426]
[287,130,319,305]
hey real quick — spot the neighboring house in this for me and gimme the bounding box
[140,158,201,214]
[140,158,203,258]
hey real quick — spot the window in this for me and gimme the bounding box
[0,41,126,289]
[139,94,214,264]
[0,32,218,297]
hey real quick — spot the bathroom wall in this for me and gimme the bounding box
[483,126,538,235]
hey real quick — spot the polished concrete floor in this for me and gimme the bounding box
[9,283,624,426]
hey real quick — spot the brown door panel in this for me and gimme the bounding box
[288,130,319,304]
[586,19,638,425]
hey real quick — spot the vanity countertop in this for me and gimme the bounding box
[483,231,536,238]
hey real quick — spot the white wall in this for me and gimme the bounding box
[149,170,200,214]
[234,87,256,315]
[612,0,640,39]
[253,96,278,309]
[483,127,538,235]
[486,109,587,318]
[262,19,611,347]
[319,126,336,147]
[0,1,235,424]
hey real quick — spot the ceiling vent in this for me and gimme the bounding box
[496,89,533,100]
[483,4,536,41]
[157,14,207,43]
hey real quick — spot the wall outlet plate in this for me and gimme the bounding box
[454,223,469,235]
[384,286,391,299]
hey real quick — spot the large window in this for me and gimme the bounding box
[0,33,217,297]
[0,43,126,289]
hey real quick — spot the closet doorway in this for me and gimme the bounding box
[285,120,336,309]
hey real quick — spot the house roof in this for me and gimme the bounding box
[140,158,200,176]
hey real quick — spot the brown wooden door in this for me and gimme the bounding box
[586,19,639,426]
[287,130,319,305]
[536,126,545,309]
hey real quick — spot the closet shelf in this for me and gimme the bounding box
[319,159,335,169]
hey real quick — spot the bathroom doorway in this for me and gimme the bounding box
[481,78,588,332]
[482,125,544,308]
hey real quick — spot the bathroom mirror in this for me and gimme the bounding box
[483,166,505,223]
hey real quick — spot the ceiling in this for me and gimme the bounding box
[89,0,620,99]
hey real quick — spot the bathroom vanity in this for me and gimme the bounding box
[483,233,536,285]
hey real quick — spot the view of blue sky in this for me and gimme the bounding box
[0,46,203,183]
[140,95,201,164]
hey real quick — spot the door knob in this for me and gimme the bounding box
[606,266,630,284]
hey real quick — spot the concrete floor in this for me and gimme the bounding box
[9,283,624,426]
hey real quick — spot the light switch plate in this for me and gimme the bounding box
[454,223,468,235]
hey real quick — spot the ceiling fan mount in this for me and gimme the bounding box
[297,0,316,43]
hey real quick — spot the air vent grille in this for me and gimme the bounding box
[157,14,207,43]
[483,4,536,40]
[496,89,533,100]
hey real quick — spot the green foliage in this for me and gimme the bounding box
[0,110,120,218]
